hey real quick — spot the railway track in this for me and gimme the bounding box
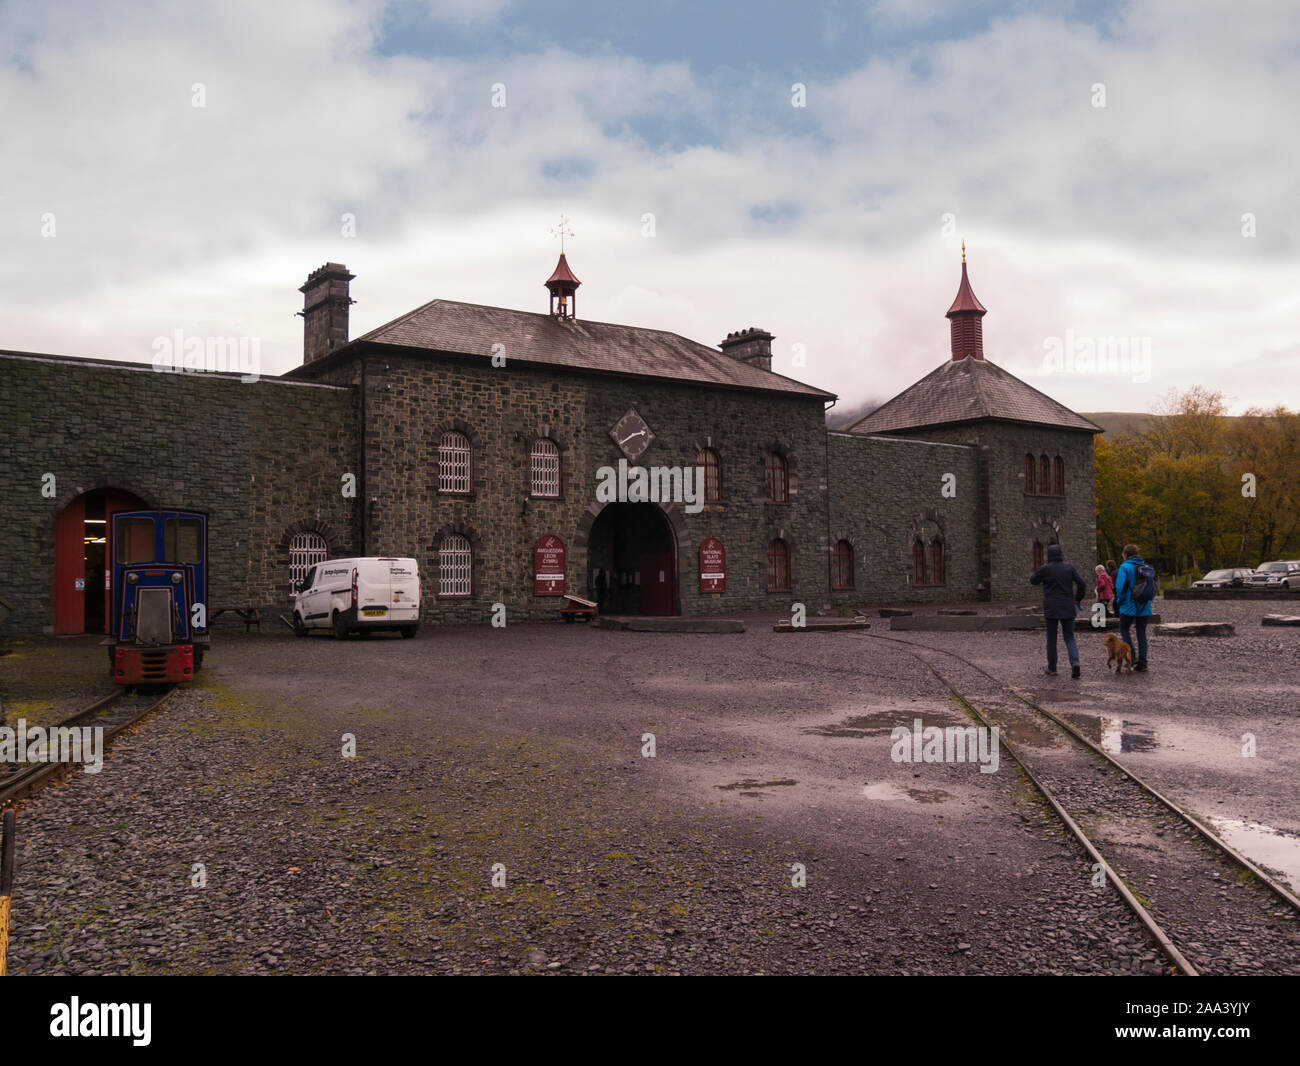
[767,629,1299,975]
[842,632,1300,976]
[0,686,175,806]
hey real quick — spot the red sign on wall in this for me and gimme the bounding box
[699,537,726,593]
[534,535,566,596]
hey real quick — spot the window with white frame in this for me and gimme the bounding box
[289,531,328,589]
[530,438,561,497]
[439,534,472,596]
[438,431,471,493]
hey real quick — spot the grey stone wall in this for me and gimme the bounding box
[0,354,359,634]
[340,349,832,622]
[827,433,983,604]
[884,421,1097,599]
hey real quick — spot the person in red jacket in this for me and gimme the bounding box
[1094,564,1115,616]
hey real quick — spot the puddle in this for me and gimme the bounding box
[861,782,954,804]
[804,713,910,738]
[804,708,965,738]
[1061,712,1157,753]
[717,778,797,793]
[1207,818,1300,891]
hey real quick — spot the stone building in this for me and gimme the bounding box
[0,248,1099,635]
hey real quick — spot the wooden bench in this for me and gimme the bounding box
[210,606,262,633]
[560,594,597,623]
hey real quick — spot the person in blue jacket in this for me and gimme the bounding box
[1030,543,1087,677]
[1113,543,1153,672]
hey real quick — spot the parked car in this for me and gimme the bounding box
[1191,568,1255,589]
[292,557,421,638]
[1245,560,1300,590]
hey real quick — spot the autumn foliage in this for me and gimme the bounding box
[1094,388,1300,582]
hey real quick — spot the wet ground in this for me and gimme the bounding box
[1,594,1296,974]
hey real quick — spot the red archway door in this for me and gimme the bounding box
[53,488,147,634]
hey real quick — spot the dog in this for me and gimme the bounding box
[1104,632,1133,674]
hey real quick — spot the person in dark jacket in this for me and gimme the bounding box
[1030,543,1088,677]
[1113,543,1153,672]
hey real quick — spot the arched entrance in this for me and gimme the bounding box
[53,487,149,634]
[585,503,678,616]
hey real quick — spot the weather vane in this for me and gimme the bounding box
[551,214,574,253]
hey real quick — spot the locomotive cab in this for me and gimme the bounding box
[105,510,209,685]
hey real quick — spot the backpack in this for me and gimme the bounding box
[1130,562,1157,603]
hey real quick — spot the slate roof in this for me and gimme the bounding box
[843,356,1101,435]
[332,299,832,399]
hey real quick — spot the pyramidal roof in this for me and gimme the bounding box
[341,298,832,399]
[843,356,1101,435]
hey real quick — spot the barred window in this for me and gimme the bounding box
[912,539,928,585]
[439,534,472,597]
[531,438,561,497]
[697,448,722,502]
[1053,455,1065,496]
[930,539,945,585]
[438,431,471,494]
[765,452,788,503]
[767,538,791,591]
[1024,453,1036,495]
[289,532,328,589]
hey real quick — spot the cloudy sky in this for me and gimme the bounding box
[3,0,1296,416]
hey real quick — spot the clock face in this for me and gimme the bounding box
[610,409,655,461]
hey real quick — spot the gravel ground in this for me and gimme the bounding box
[4,597,1291,976]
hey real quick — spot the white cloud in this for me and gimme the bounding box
[2,0,1298,416]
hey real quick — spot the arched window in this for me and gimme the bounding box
[1039,454,1051,497]
[289,531,328,590]
[767,538,791,591]
[832,539,854,589]
[765,452,788,503]
[912,538,928,585]
[1032,540,1045,569]
[697,448,722,502]
[439,533,472,597]
[1024,453,1036,495]
[530,438,561,498]
[930,539,945,585]
[1053,455,1065,496]
[438,431,471,494]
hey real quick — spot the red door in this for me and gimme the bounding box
[638,551,677,616]
[53,495,87,634]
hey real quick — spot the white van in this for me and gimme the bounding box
[292,557,420,639]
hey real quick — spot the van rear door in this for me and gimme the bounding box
[387,558,419,615]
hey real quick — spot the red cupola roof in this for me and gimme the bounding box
[545,253,581,318]
[945,243,986,360]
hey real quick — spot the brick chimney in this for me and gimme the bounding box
[299,263,354,364]
[719,327,773,372]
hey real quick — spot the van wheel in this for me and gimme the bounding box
[332,611,349,639]
[401,626,418,639]
[293,613,308,637]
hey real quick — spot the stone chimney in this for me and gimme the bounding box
[299,263,355,364]
[719,327,773,372]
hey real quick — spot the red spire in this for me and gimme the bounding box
[945,243,986,360]
[545,252,581,318]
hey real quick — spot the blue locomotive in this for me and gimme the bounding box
[107,510,209,684]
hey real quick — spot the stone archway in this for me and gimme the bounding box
[578,502,681,615]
